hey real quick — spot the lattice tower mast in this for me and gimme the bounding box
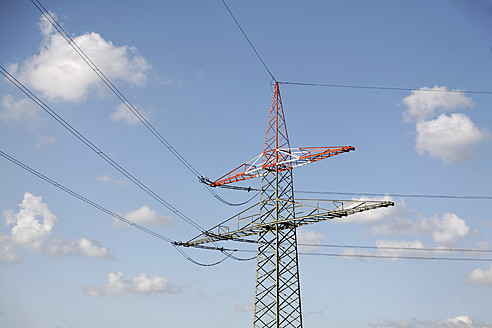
[182,83,394,328]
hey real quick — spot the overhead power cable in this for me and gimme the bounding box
[30,0,251,207]
[295,190,492,200]
[0,65,205,233]
[300,252,492,262]
[214,184,492,200]
[0,150,173,243]
[29,0,199,178]
[277,81,492,95]
[221,0,276,81]
[0,149,239,267]
[180,244,492,262]
[297,243,492,253]
[201,237,492,254]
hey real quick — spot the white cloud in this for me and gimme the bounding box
[415,113,489,163]
[42,237,110,258]
[110,102,148,125]
[371,315,491,328]
[9,12,151,102]
[84,271,179,297]
[297,229,324,252]
[4,192,57,248]
[401,86,474,123]
[0,192,110,262]
[369,211,469,247]
[431,213,470,246]
[96,175,126,187]
[400,86,489,164]
[467,264,492,287]
[114,205,174,227]
[436,316,479,328]
[337,196,410,225]
[0,94,40,127]
[234,302,254,313]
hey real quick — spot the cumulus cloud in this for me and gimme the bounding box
[84,271,180,297]
[114,205,174,227]
[467,264,492,287]
[415,113,489,163]
[401,86,474,123]
[4,192,58,248]
[431,213,470,246]
[0,192,110,263]
[0,94,41,127]
[8,12,150,102]
[371,315,492,328]
[400,86,489,164]
[297,229,325,252]
[110,102,149,125]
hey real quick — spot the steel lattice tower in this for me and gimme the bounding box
[182,83,393,328]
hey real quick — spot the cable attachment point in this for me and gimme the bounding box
[199,176,214,186]
[172,241,190,247]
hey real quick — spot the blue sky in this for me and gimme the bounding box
[1,1,492,327]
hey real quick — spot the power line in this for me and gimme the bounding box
[298,243,492,253]
[277,81,492,95]
[29,0,200,178]
[228,237,492,253]
[299,252,492,262]
[295,190,492,200]
[221,0,276,81]
[30,0,251,208]
[0,150,174,244]
[219,0,490,96]
[0,149,237,267]
[0,65,204,233]
[189,245,492,262]
[216,184,492,201]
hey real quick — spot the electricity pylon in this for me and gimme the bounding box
[184,83,393,328]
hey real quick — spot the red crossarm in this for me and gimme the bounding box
[209,145,354,187]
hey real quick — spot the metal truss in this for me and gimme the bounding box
[182,82,393,328]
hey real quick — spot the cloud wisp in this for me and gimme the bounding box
[297,229,325,252]
[84,271,180,297]
[113,205,175,227]
[110,102,150,126]
[0,94,41,128]
[371,315,492,328]
[96,175,127,187]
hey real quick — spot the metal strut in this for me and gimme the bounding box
[182,83,394,328]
